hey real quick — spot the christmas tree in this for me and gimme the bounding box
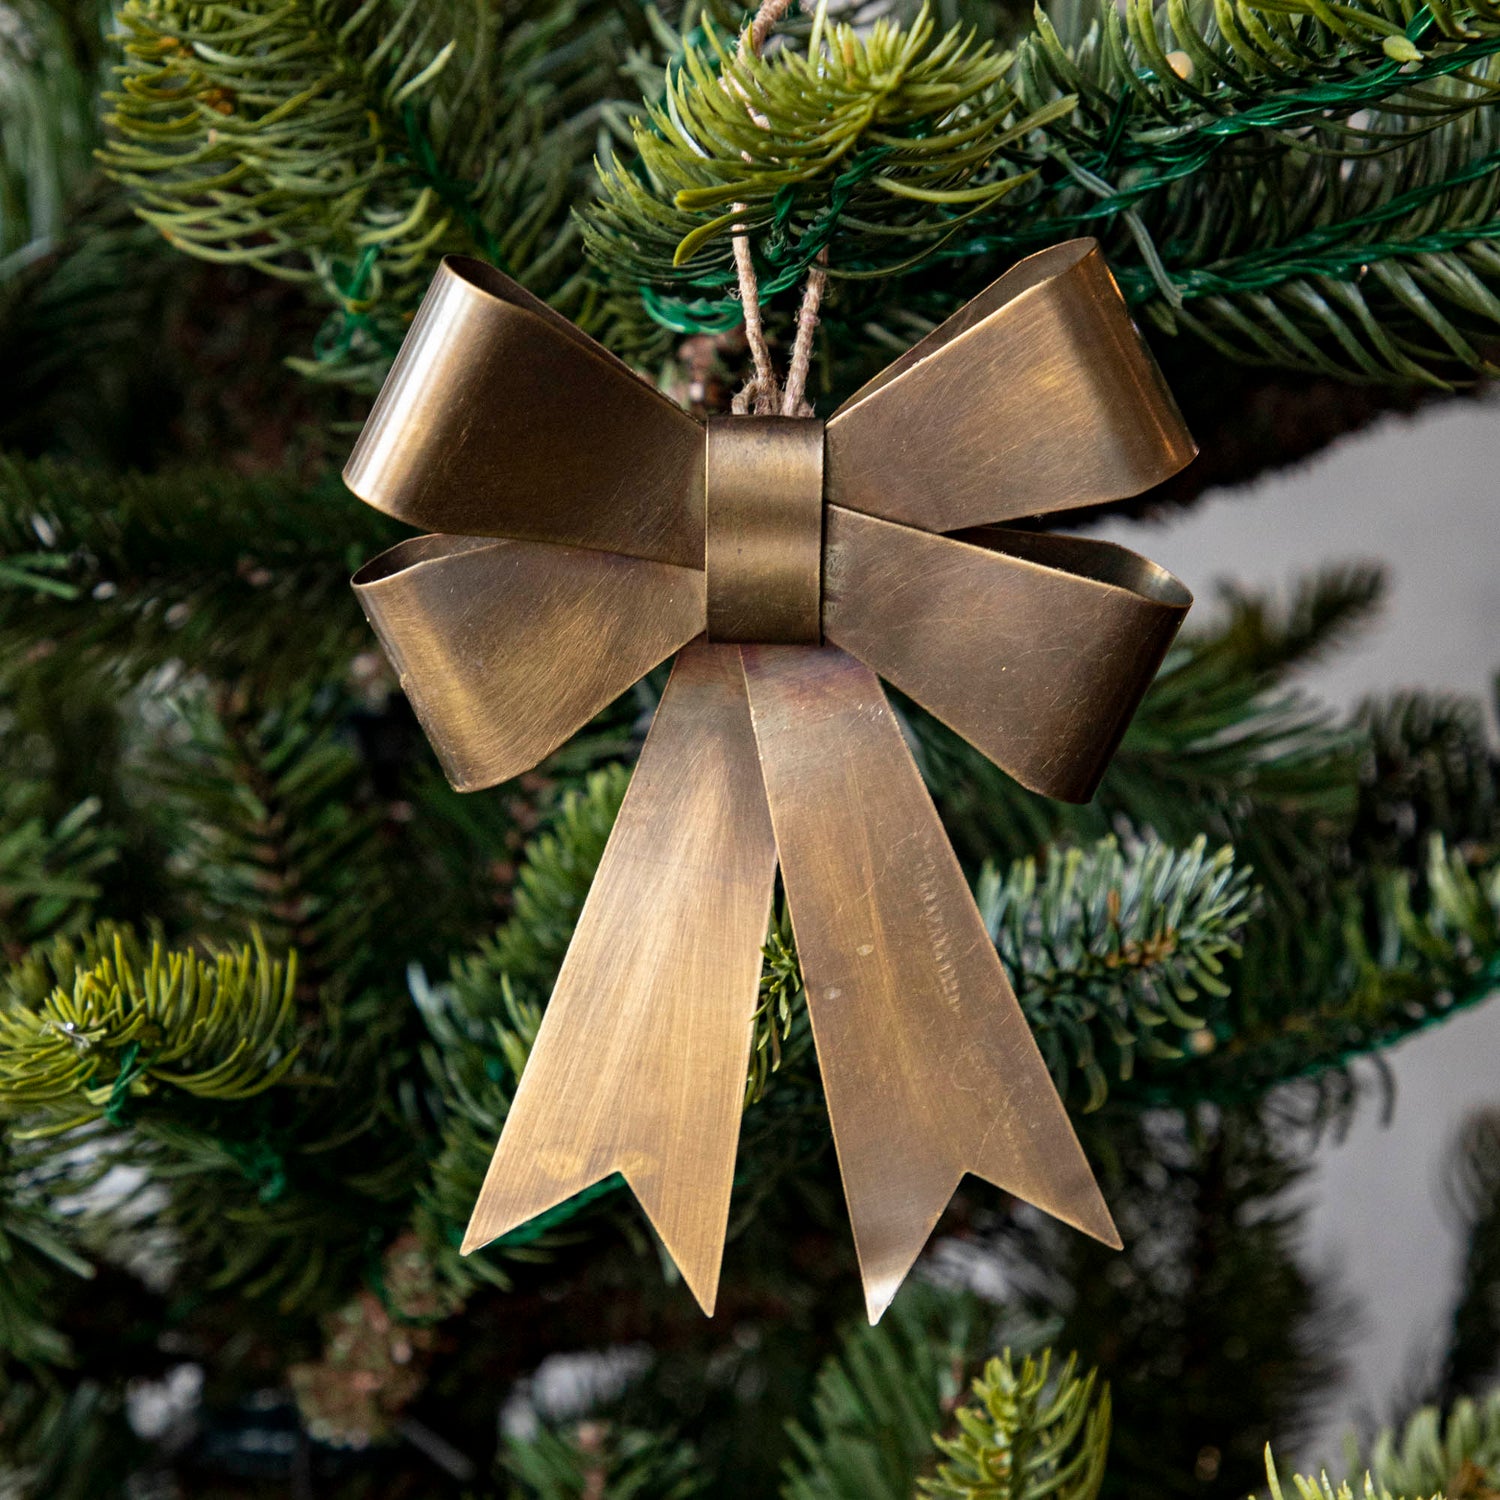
[1,0,1499,1494]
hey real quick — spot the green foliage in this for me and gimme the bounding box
[0,922,414,1314]
[1356,687,1500,872]
[143,686,400,993]
[1366,1391,1500,1498]
[0,453,390,688]
[920,1350,1109,1500]
[1037,1107,1345,1500]
[782,1283,988,1500]
[1018,0,1500,386]
[1264,1449,1440,1500]
[747,902,807,1106]
[0,0,111,269]
[415,766,630,1289]
[0,1138,95,1366]
[0,0,1495,1487]
[588,0,1500,388]
[979,836,1253,1109]
[587,6,1072,310]
[101,0,633,386]
[0,787,114,954]
[474,764,632,1005]
[0,1378,137,1500]
[502,1421,704,1499]
[1429,1117,1500,1407]
[0,926,298,1132]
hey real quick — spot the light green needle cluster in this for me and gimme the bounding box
[920,1350,1110,1500]
[587,4,1073,300]
[0,927,300,1132]
[1264,1449,1440,1500]
[100,0,629,385]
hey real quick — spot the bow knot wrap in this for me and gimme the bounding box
[345,239,1198,1323]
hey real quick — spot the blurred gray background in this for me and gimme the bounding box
[1089,396,1500,1469]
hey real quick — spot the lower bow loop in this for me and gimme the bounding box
[353,534,705,792]
[740,645,1120,1325]
[461,641,777,1314]
[822,511,1192,803]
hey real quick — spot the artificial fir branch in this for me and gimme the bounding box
[782,1284,990,1500]
[0,922,417,1314]
[143,687,401,999]
[0,926,299,1132]
[1366,1390,1500,1497]
[0,454,392,689]
[920,1349,1110,1500]
[502,1420,705,1499]
[1265,1450,1442,1500]
[100,0,637,386]
[0,786,114,957]
[587,0,1500,388]
[979,836,1253,1109]
[1431,1113,1500,1407]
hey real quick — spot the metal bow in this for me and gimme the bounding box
[344,239,1197,1322]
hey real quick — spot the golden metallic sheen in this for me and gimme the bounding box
[705,416,824,645]
[460,642,776,1315]
[342,239,1198,1322]
[742,645,1121,1324]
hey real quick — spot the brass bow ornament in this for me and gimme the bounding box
[344,239,1196,1322]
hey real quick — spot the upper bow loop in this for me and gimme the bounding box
[344,256,704,567]
[824,240,1196,534]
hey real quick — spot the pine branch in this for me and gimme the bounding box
[0,922,418,1314]
[0,1138,95,1368]
[100,0,633,386]
[0,0,112,270]
[1365,1390,1500,1498]
[471,764,632,1005]
[502,1421,704,1500]
[1429,1113,1500,1407]
[920,1349,1110,1500]
[0,454,392,689]
[979,836,1253,1110]
[141,686,400,997]
[588,0,1500,389]
[0,784,114,957]
[413,767,630,1291]
[782,1283,989,1500]
[1265,1449,1443,1500]
[1355,687,1500,872]
[0,926,300,1133]
[1182,836,1500,1100]
[586,7,1069,320]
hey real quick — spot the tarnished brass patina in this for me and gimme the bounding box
[461,641,777,1314]
[705,416,824,645]
[344,238,1197,1321]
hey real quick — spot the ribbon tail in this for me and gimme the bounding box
[740,645,1119,1325]
[462,640,776,1314]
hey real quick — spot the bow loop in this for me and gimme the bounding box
[344,256,704,567]
[824,241,1196,535]
[822,513,1191,802]
[353,534,704,791]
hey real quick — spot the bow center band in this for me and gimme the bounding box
[705,416,825,645]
